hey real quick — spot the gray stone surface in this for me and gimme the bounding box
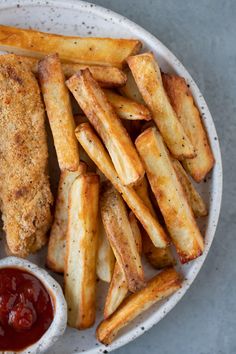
[91,1,236,353]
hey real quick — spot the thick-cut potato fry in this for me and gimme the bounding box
[104,261,128,320]
[38,53,79,171]
[47,162,87,273]
[64,173,99,329]
[75,123,169,248]
[134,176,156,216]
[62,63,127,87]
[74,96,150,125]
[119,69,145,103]
[104,89,151,121]
[134,177,175,269]
[162,73,215,181]
[97,267,182,344]
[142,233,175,269]
[128,212,142,253]
[67,69,144,186]
[14,55,127,87]
[104,212,142,318]
[101,182,145,293]
[0,25,141,68]
[135,127,204,263]
[127,53,195,160]
[172,158,207,217]
[96,216,115,283]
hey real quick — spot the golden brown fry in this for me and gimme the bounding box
[119,69,145,103]
[62,63,127,87]
[171,158,207,217]
[162,73,215,181]
[64,173,99,329]
[96,216,115,283]
[104,212,142,318]
[142,233,175,269]
[128,212,142,253]
[14,55,127,87]
[38,53,79,171]
[97,267,182,344]
[134,177,175,269]
[75,123,168,248]
[101,182,145,292]
[104,261,128,320]
[0,25,141,68]
[47,162,87,273]
[127,53,195,160]
[135,127,204,263]
[67,69,144,186]
[133,176,156,216]
[104,89,151,121]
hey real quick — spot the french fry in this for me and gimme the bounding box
[127,53,195,160]
[62,63,127,87]
[38,53,79,171]
[135,127,204,263]
[67,69,144,186]
[14,55,127,87]
[74,96,150,125]
[101,182,145,293]
[128,212,142,253]
[64,173,99,329]
[0,25,141,68]
[133,176,156,216]
[104,89,151,121]
[104,212,142,318]
[134,177,175,269]
[47,162,87,273]
[75,123,169,248]
[97,267,182,344]
[142,233,175,269]
[171,158,207,217]
[104,261,128,320]
[162,73,215,181]
[96,216,115,283]
[119,69,145,103]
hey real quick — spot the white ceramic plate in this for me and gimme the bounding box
[0,1,222,353]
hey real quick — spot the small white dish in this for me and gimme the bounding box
[0,256,67,354]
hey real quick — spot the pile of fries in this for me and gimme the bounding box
[0,24,215,344]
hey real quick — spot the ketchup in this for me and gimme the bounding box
[0,267,54,351]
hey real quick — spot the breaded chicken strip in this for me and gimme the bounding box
[0,54,53,257]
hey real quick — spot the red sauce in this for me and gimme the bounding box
[0,267,54,351]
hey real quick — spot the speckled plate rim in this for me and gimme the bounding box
[0,0,223,353]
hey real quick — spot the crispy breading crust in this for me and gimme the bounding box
[0,54,53,257]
